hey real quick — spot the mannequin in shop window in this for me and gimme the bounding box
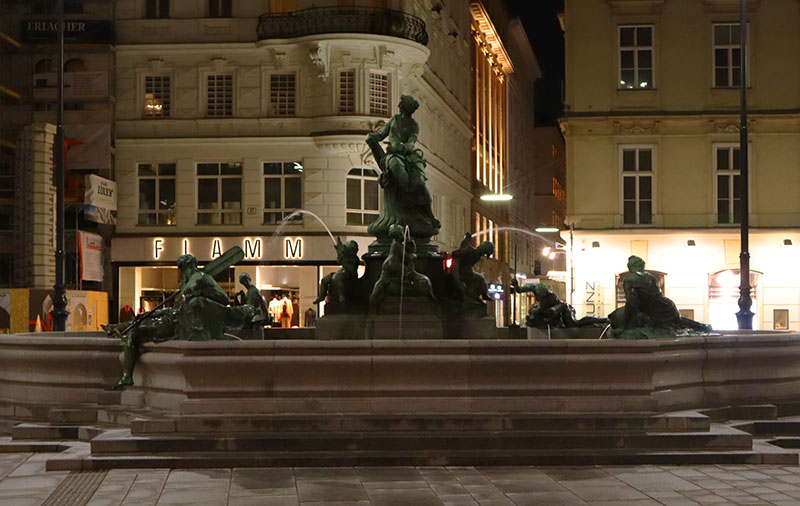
[268,294,282,325]
[279,293,294,328]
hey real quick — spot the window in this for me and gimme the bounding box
[145,0,170,18]
[713,23,746,88]
[368,71,389,116]
[138,163,176,226]
[339,69,356,114]
[621,146,654,225]
[208,0,232,17]
[346,168,380,225]
[269,74,296,116]
[144,75,170,118]
[774,309,789,331]
[206,74,233,117]
[197,163,242,225]
[619,26,653,89]
[264,161,302,224]
[715,145,742,224]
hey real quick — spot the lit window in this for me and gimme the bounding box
[368,71,389,116]
[264,161,303,224]
[619,25,653,89]
[138,163,176,226]
[144,75,170,118]
[207,74,233,117]
[197,162,242,225]
[713,23,747,88]
[346,168,380,225]
[339,69,356,114]
[714,145,742,224]
[621,146,654,225]
[269,74,296,116]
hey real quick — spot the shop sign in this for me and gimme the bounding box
[84,174,116,210]
[21,19,114,44]
[149,237,307,262]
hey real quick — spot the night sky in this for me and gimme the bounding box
[513,0,565,125]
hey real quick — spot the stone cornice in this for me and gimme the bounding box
[700,0,761,15]
[605,0,666,16]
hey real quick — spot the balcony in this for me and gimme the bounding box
[257,7,428,46]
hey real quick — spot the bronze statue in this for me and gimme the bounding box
[235,272,268,326]
[103,249,253,388]
[451,233,494,308]
[314,237,362,310]
[608,255,710,338]
[512,280,607,329]
[366,95,440,250]
[369,224,435,312]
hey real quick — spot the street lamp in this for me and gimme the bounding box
[736,0,753,330]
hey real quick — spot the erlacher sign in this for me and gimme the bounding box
[21,19,114,43]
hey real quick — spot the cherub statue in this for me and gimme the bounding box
[314,237,361,309]
[369,224,436,312]
[235,272,268,327]
[451,232,494,306]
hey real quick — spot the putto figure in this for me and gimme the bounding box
[511,280,607,329]
[235,272,268,327]
[103,251,253,388]
[451,233,494,310]
[365,95,440,249]
[609,255,711,338]
[314,237,362,311]
[369,224,436,312]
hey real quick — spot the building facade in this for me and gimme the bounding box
[561,0,800,329]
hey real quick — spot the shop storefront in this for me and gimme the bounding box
[111,234,372,328]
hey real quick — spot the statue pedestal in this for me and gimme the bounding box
[316,314,368,340]
[527,327,607,340]
[366,296,443,339]
[444,315,497,339]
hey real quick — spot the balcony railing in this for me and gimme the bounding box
[257,7,428,46]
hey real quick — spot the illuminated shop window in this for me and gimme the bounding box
[708,269,759,330]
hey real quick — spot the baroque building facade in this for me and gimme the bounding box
[111,0,540,326]
[561,0,800,330]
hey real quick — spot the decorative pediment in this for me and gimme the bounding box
[605,0,665,15]
[613,120,660,135]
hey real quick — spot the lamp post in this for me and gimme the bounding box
[736,0,753,330]
[51,0,69,331]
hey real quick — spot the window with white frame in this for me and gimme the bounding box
[138,163,176,226]
[715,145,742,224]
[145,0,169,18]
[618,26,653,89]
[208,0,231,17]
[368,71,389,116]
[713,23,746,88]
[206,74,233,117]
[264,161,302,225]
[339,69,356,114]
[269,74,296,116]
[346,168,380,225]
[143,75,170,117]
[621,146,654,225]
[197,162,242,225]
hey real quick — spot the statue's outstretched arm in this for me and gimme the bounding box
[370,117,393,142]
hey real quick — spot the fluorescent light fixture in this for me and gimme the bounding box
[480,193,513,201]
[534,227,560,233]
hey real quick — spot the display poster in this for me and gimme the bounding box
[79,231,104,282]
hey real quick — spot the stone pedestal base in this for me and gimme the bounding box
[365,313,444,339]
[527,327,607,340]
[315,314,367,340]
[444,316,497,339]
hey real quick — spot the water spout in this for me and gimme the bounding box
[472,227,564,247]
[261,209,337,258]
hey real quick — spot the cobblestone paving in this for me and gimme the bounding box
[3,452,800,505]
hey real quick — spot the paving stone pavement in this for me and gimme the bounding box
[3,452,800,505]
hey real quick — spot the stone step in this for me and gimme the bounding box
[0,440,70,453]
[48,408,98,425]
[48,446,799,471]
[91,425,752,455]
[700,405,779,422]
[12,423,103,442]
[130,412,709,435]
[767,437,800,449]
[730,417,800,436]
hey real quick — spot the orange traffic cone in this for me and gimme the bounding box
[34,315,43,333]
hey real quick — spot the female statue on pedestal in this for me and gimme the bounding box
[365,95,440,254]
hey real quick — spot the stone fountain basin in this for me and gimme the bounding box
[1,331,799,417]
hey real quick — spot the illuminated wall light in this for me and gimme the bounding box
[592,241,600,248]
[687,239,696,246]
[784,239,793,246]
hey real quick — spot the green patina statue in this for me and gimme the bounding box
[450,233,494,314]
[366,95,440,252]
[103,249,253,388]
[369,224,436,312]
[511,280,607,329]
[235,272,268,326]
[314,237,363,312]
[608,255,711,339]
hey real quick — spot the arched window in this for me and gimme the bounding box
[708,269,760,330]
[64,58,86,72]
[35,58,54,73]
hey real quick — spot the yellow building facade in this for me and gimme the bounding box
[560,0,800,330]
